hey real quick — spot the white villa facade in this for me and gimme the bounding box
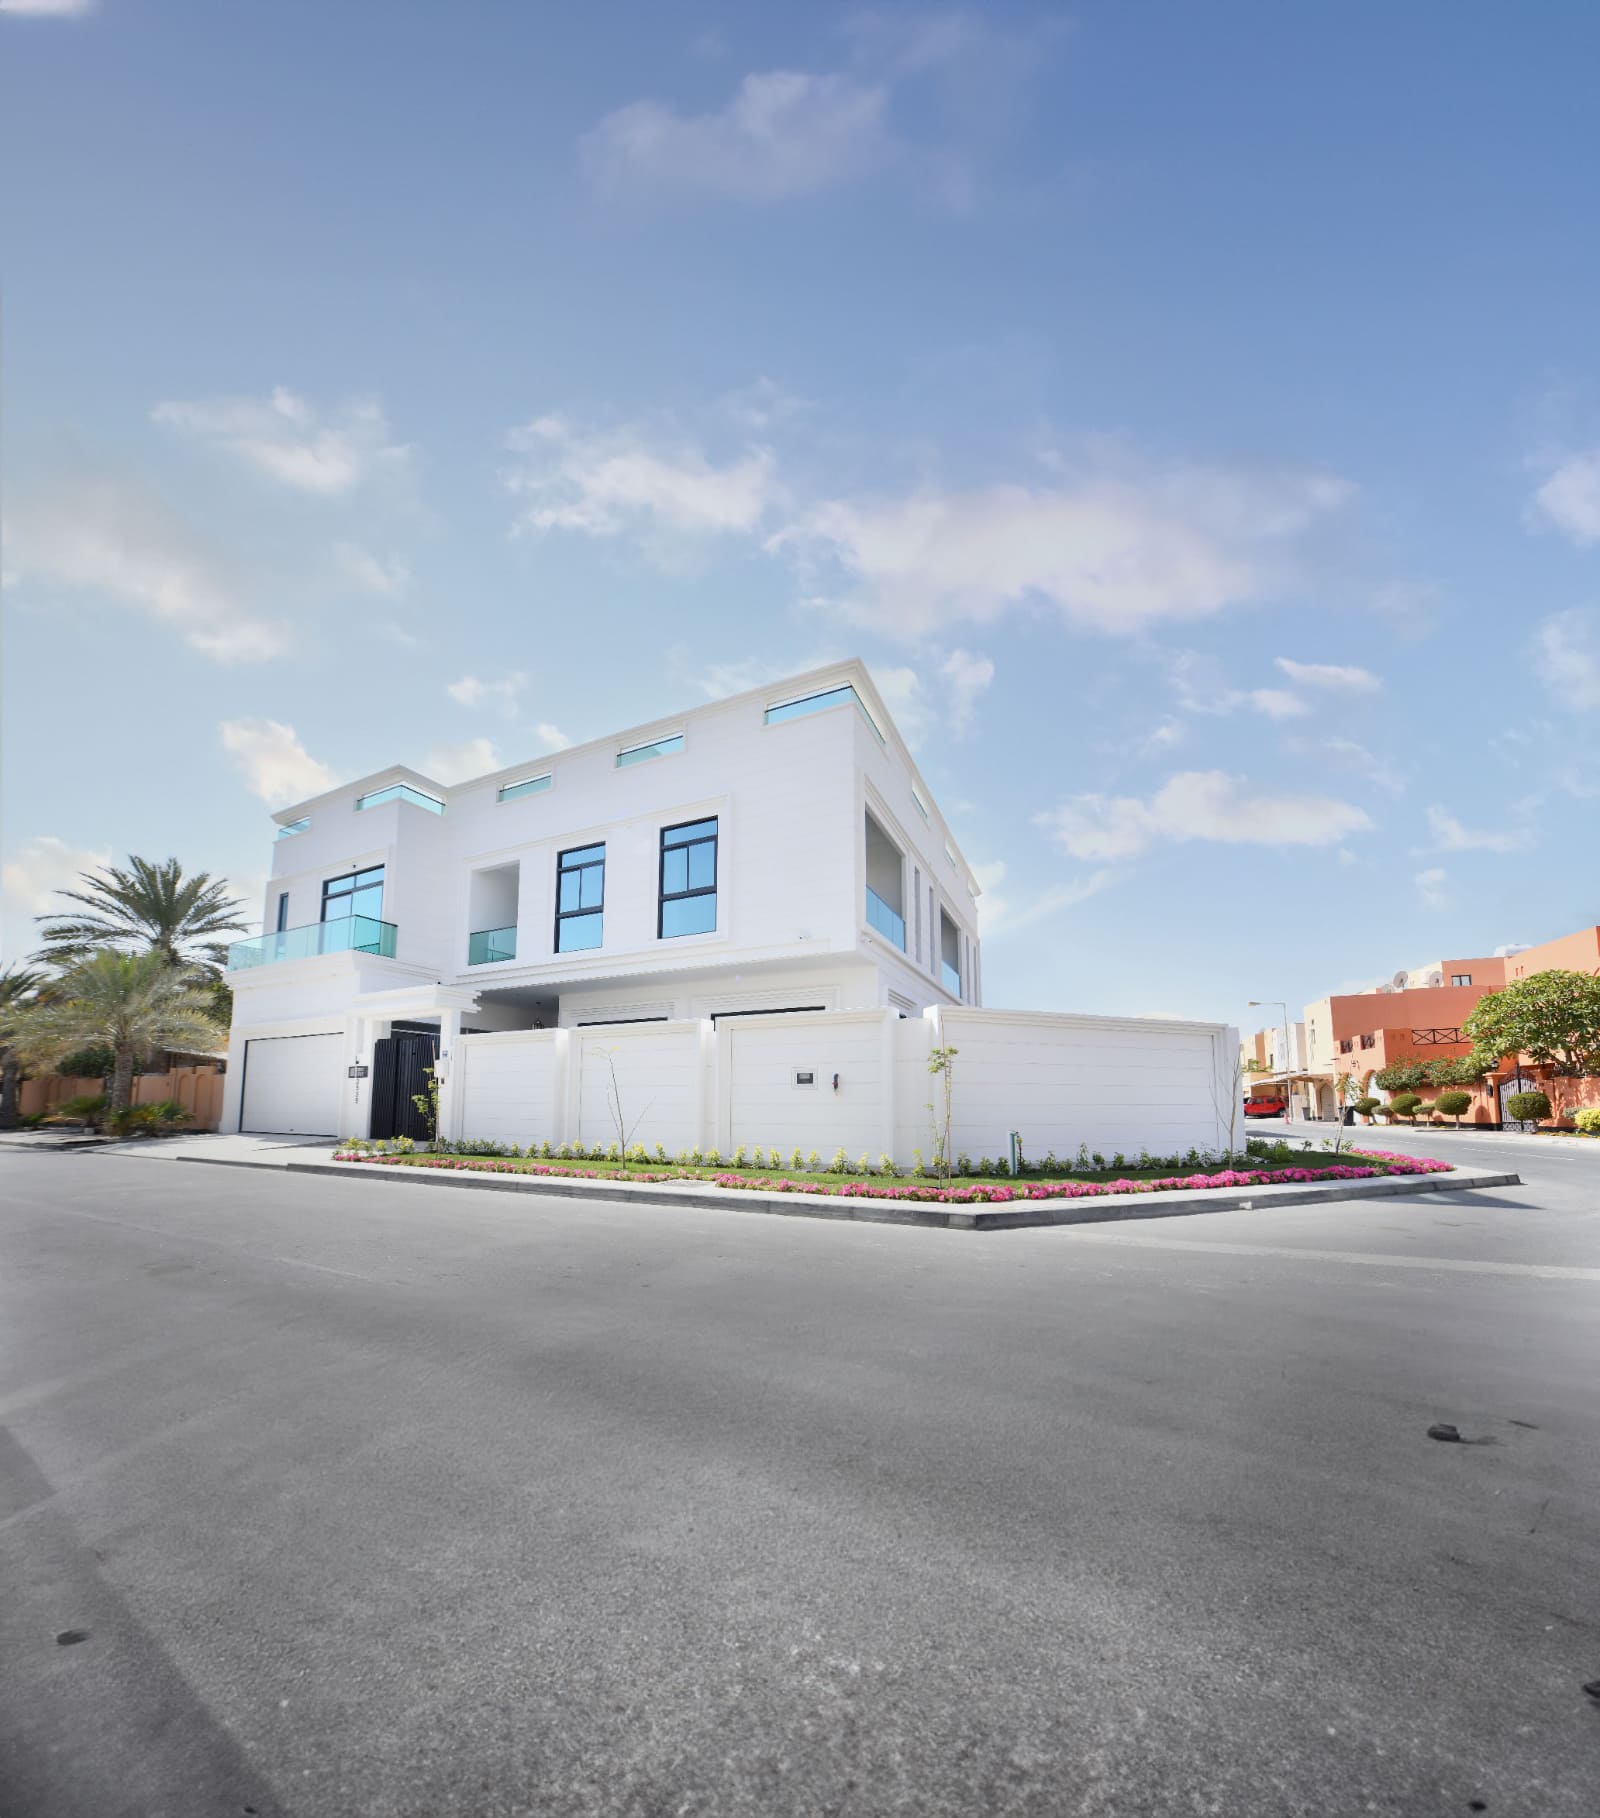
[222,661,1239,1162]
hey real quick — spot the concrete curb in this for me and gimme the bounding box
[166,1152,1523,1231]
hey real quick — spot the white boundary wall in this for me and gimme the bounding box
[449,1007,1240,1162]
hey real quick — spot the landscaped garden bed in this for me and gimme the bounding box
[328,1139,1453,1205]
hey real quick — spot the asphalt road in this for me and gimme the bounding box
[2,1141,1597,1817]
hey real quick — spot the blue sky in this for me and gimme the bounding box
[3,0,1598,1030]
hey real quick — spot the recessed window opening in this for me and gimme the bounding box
[1451,973,1472,986]
[556,843,605,951]
[939,908,961,997]
[498,774,552,803]
[910,784,931,823]
[864,812,906,951]
[322,866,384,923]
[617,733,684,768]
[468,863,519,965]
[355,783,444,815]
[275,892,289,933]
[659,817,718,938]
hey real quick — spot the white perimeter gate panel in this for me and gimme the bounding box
[724,1010,893,1161]
[240,1033,344,1136]
[454,1030,564,1149]
[937,1009,1230,1162]
[575,1022,705,1153]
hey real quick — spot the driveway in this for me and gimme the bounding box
[2,1146,1597,1815]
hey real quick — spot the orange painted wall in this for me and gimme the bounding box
[1505,927,1600,980]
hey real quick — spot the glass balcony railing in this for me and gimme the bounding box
[941,958,961,996]
[228,915,397,971]
[865,886,906,951]
[467,926,517,965]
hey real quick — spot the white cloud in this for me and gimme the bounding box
[1529,450,1600,546]
[530,722,572,752]
[219,719,338,807]
[1274,657,1381,694]
[1247,688,1308,721]
[504,415,778,548]
[0,0,96,14]
[1534,608,1600,709]
[7,468,284,662]
[1140,718,1187,755]
[972,858,1115,941]
[583,70,892,202]
[335,542,410,597]
[422,738,501,785]
[1297,736,1403,796]
[1038,770,1372,862]
[1,836,112,963]
[447,672,528,717]
[152,387,408,496]
[1422,805,1533,854]
[783,464,1352,641]
[940,647,994,735]
[1414,867,1450,911]
[868,665,930,744]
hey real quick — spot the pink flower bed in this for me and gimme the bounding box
[330,1146,1452,1203]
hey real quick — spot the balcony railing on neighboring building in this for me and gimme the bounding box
[1411,1027,1464,1045]
[228,915,397,970]
[865,886,906,951]
[467,926,517,966]
[941,958,961,996]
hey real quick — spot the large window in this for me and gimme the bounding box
[659,817,718,938]
[556,843,605,951]
[322,866,384,922]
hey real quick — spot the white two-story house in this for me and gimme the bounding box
[221,662,983,1137]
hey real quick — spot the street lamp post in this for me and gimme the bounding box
[1249,999,1293,1121]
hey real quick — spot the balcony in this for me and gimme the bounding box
[468,926,517,966]
[941,959,961,996]
[228,915,397,971]
[865,886,906,951]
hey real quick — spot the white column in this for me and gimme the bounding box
[436,1008,464,1143]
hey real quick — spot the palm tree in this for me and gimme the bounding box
[33,856,248,981]
[0,964,45,1129]
[11,951,224,1120]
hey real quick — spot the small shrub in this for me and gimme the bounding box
[911,1149,926,1177]
[1572,1108,1600,1136]
[49,1093,105,1125]
[978,1157,994,1176]
[1110,1152,1126,1171]
[1389,1093,1422,1124]
[731,1145,748,1168]
[1506,1090,1551,1126]
[828,1147,849,1174]
[878,1152,897,1177]
[539,1141,553,1159]
[790,1148,805,1172]
[1352,1096,1381,1121]
[806,1150,820,1172]
[689,1147,705,1166]
[654,1144,668,1163]
[704,1148,722,1167]
[1091,1152,1106,1170]
[1435,1090,1472,1127]
[854,1153,873,1176]
[1076,1143,1091,1170]
[955,1152,973,1176]
[768,1147,783,1169]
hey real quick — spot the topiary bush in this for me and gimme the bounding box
[1506,1089,1552,1127]
[1435,1089,1472,1127]
[1352,1096,1381,1122]
[1389,1092,1422,1123]
[1573,1107,1600,1137]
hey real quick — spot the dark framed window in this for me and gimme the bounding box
[556,843,605,952]
[275,891,290,933]
[1451,973,1472,986]
[321,866,384,923]
[659,817,717,938]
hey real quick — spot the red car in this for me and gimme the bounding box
[1242,1095,1287,1118]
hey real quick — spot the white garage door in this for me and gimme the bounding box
[241,1034,343,1136]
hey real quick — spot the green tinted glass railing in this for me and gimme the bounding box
[228,915,397,970]
[276,817,310,839]
[764,683,885,743]
[467,926,517,965]
[941,958,961,996]
[865,887,906,951]
[355,783,445,814]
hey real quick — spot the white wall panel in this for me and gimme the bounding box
[726,1012,891,1160]
[456,1030,562,1149]
[575,1022,703,1152]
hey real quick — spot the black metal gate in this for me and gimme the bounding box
[369,1029,440,1141]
